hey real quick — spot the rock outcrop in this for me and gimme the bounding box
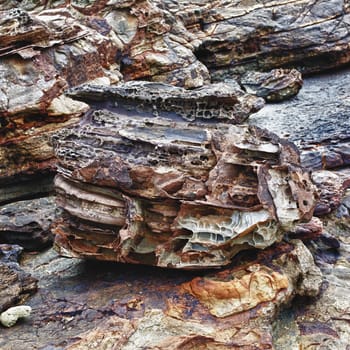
[0,197,57,250]
[0,0,349,348]
[0,244,37,313]
[0,8,116,203]
[168,0,350,80]
[51,81,316,269]
[0,239,322,349]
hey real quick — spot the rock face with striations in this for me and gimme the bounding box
[52,81,316,269]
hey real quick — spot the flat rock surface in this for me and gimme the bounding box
[0,239,321,349]
[250,68,350,148]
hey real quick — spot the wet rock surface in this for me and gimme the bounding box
[0,239,321,349]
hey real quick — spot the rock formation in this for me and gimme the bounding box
[169,0,350,80]
[0,0,350,348]
[0,8,115,203]
[0,244,37,313]
[51,81,316,269]
[0,239,322,349]
[0,197,57,250]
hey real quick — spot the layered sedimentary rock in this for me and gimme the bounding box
[52,81,316,269]
[1,0,349,89]
[0,197,57,250]
[67,80,264,123]
[251,67,350,217]
[163,0,350,79]
[0,8,108,200]
[0,244,37,313]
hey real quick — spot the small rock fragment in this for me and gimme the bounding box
[240,69,303,102]
[0,305,32,327]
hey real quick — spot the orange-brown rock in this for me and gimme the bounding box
[0,240,322,349]
[0,8,119,199]
[181,239,321,317]
[52,81,317,269]
[182,264,289,317]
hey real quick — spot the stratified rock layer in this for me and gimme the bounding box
[0,197,57,250]
[67,80,264,123]
[173,0,350,79]
[52,82,316,269]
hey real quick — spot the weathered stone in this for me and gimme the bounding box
[250,68,350,154]
[67,80,264,123]
[176,0,350,79]
[182,239,321,318]
[0,244,37,313]
[0,305,32,328]
[0,197,57,250]
[312,169,350,216]
[0,240,321,349]
[0,8,119,189]
[52,82,316,269]
[239,69,303,102]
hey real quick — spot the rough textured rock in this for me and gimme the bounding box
[239,69,303,102]
[273,205,350,349]
[0,305,32,328]
[0,244,37,313]
[0,2,349,349]
[0,240,321,349]
[67,80,264,123]
[166,0,350,79]
[182,239,321,318]
[251,67,350,217]
[1,1,349,89]
[0,7,119,189]
[52,82,316,269]
[0,197,57,250]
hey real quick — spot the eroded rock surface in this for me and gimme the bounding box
[169,0,350,79]
[0,239,321,349]
[52,81,316,269]
[0,197,57,250]
[239,69,303,102]
[67,80,264,123]
[0,244,37,313]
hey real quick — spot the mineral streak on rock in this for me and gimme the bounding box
[67,80,265,123]
[0,239,321,348]
[182,264,289,317]
[181,239,321,317]
[52,83,317,268]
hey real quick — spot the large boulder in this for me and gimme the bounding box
[52,81,316,269]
